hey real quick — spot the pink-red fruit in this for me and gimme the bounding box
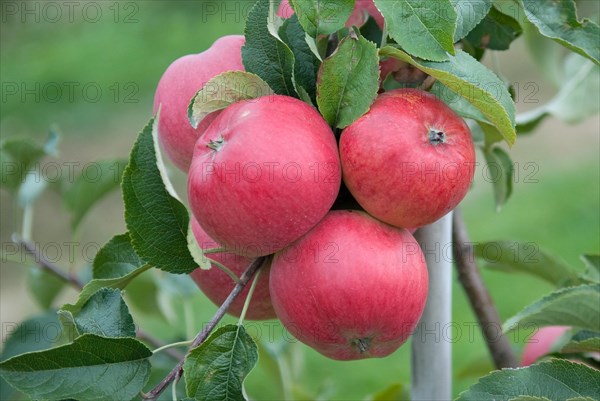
[278,0,384,28]
[521,326,570,366]
[153,35,245,171]
[269,210,428,360]
[340,88,476,229]
[190,218,276,320]
[188,95,341,258]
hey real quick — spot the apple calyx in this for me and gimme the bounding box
[428,128,446,146]
[207,136,225,151]
[353,337,371,354]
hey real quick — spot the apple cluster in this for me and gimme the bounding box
[153,2,475,361]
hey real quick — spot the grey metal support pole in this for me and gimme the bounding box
[411,211,453,400]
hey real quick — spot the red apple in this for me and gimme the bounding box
[269,210,428,360]
[339,88,476,229]
[278,0,384,29]
[153,35,245,171]
[187,95,341,258]
[521,326,570,366]
[190,218,276,320]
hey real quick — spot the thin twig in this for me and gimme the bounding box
[452,209,519,369]
[420,75,437,91]
[15,234,84,290]
[143,256,267,400]
[13,235,184,360]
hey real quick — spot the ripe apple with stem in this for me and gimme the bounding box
[188,95,341,258]
[190,217,276,320]
[153,35,245,171]
[269,210,428,360]
[340,88,476,229]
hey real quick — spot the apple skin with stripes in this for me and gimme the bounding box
[269,210,428,360]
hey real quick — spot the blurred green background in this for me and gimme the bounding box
[1,1,599,400]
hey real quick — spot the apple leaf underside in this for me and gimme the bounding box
[456,359,600,401]
[374,0,457,62]
[184,324,258,401]
[0,334,152,401]
[0,135,53,193]
[503,284,600,334]
[482,147,514,211]
[560,332,600,354]
[188,71,274,129]
[64,158,128,231]
[520,0,600,65]
[474,241,581,287]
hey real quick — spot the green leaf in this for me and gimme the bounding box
[290,0,354,37]
[0,138,46,192]
[0,313,61,401]
[451,0,493,41]
[581,254,600,283]
[360,13,383,44]
[72,288,136,338]
[503,284,600,333]
[188,72,274,129]
[184,324,258,401]
[561,333,600,354]
[474,241,581,287]
[482,147,514,211]
[64,159,128,231]
[0,334,152,401]
[465,6,522,50]
[123,269,161,318]
[93,233,144,279]
[59,263,152,323]
[374,0,457,61]
[546,54,599,123]
[456,360,600,401]
[522,21,564,86]
[516,54,599,128]
[430,81,488,122]
[520,0,600,65]
[27,267,65,310]
[279,15,321,105]
[316,30,379,128]
[242,0,297,97]
[187,223,210,271]
[509,397,552,401]
[122,118,197,274]
[379,46,516,145]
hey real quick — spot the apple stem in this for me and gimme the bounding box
[206,136,225,151]
[355,338,369,354]
[411,212,453,400]
[428,129,446,145]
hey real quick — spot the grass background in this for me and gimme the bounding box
[1,1,599,399]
